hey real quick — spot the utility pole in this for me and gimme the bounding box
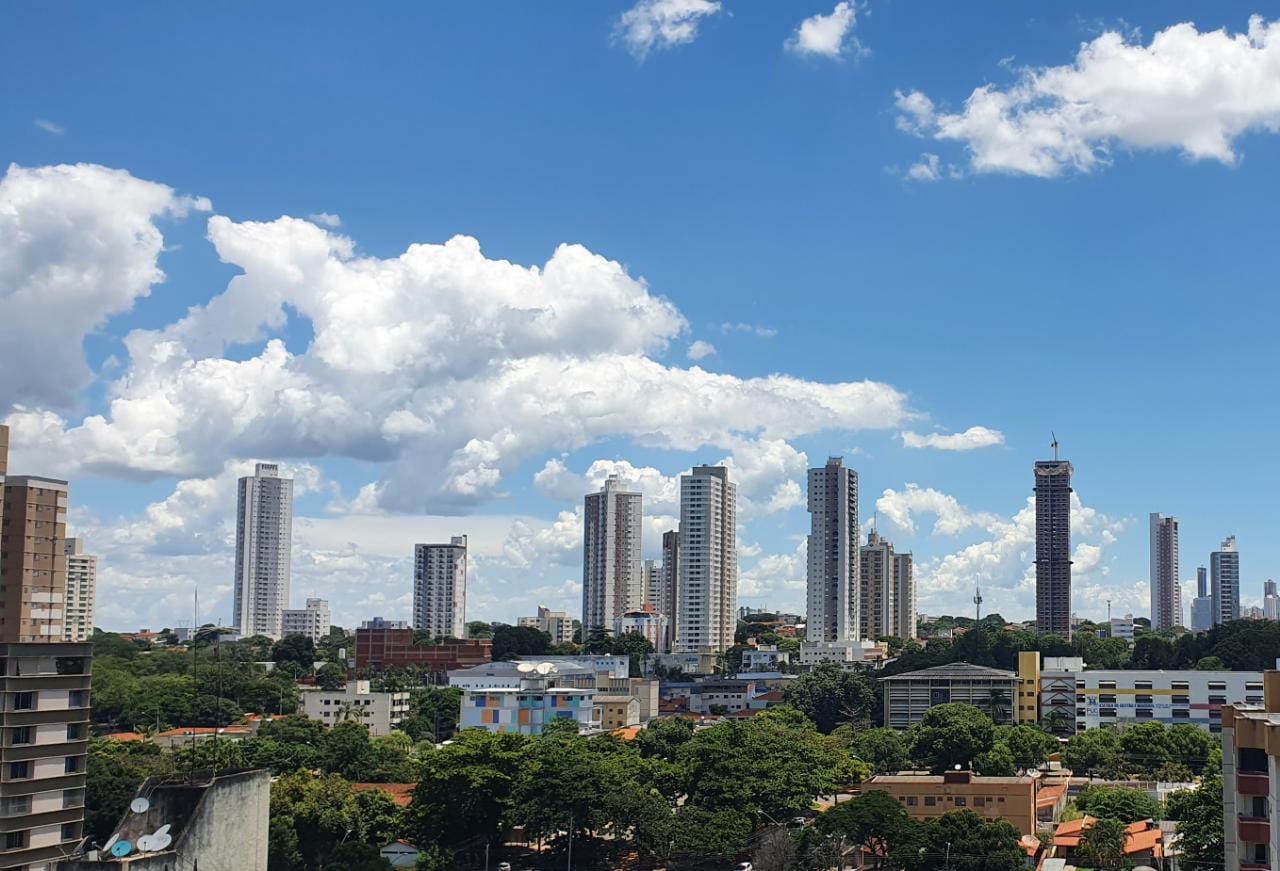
[566,812,573,870]
[973,585,983,623]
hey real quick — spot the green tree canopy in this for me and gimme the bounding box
[490,625,550,660]
[1078,817,1128,869]
[272,634,316,670]
[1077,786,1160,823]
[909,704,994,773]
[818,790,915,871]
[782,663,875,733]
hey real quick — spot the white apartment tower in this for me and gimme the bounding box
[414,536,468,639]
[581,476,643,634]
[1211,535,1240,626]
[807,457,858,642]
[858,529,916,642]
[1149,513,1181,631]
[233,462,293,639]
[282,597,331,644]
[677,465,737,652]
[62,537,96,642]
[894,550,917,641]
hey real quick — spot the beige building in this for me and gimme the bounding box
[0,477,69,643]
[518,605,574,645]
[582,476,644,635]
[62,538,96,643]
[595,694,642,731]
[1221,672,1280,870]
[0,642,93,870]
[865,771,1037,836]
[300,680,409,737]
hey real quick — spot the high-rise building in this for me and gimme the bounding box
[0,476,69,643]
[281,597,331,644]
[1211,536,1241,626]
[414,536,468,639]
[1033,458,1073,639]
[858,531,892,642]
[581,476,643,635]
[233,462,293,639]
[641,559,659,609]
[807,457,858,643]
[1264,580,1279,621]
[658,529,679,651]
[1149,513,1181,631]
[894,550,917,641]
[62,538,96,643]
[1190,566,1213,632]
[677,465,737,652]
[0,424,7,527]
[518,605,575,645]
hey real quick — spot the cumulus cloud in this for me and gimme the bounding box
[306,212,341,228]
[534,458,681,513]
[739,538,807,603]
[613,0,721,61]
[687,339,717,360]
[0,163,208,410]
[716,322,778,338]
[895,16,1280,177]
[34,119,65,135]
[900,426,1005,451]
[785,2,861,59]
[906,153,942,182]
[875,484,1001,537]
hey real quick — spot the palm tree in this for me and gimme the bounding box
[985,687,1011,723]
[335,700,369,725]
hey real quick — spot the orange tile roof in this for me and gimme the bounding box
[153,725,252,738]
[612,726,642,741]
[106,732,145,742]
[353,783,415,807]
[1052,816,1162,856]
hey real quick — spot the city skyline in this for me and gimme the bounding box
[3,5,1280,631]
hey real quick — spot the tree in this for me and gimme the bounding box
[1195,655,1225,670]
[466,620,494,640]
[320,721,374,780]
[909,704,994,773]
[489,625,550,660]
[92,631,145,660]
[322,843,393,870]
[315,662,345,691]
[1063,727,1123,777]
[670,807,751,862]
[996,724,1057,770]
[85,739,173,842]
[634,716,695,762]
[509,731,613,845]
[974,741,1017,776]
[1130,634,1176,670]
[908,811,1023,871]
[1078,817,1128,869]
[1076,786,1160,823]
[842,727,910,775]
[984,686,1012,723]
[189,694,243,727]
[818,790,915,871]
[752,828,797,871]
[782,663,875,733]
[1168,775,1224,871]
[270,772,374,870]
[273,634,317,671]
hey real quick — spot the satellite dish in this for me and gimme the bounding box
[111,840,134,858]
[516,662,536,673]
[103,834,120,852]
[137,836,155,852]
[130,797,150,814]
[536,662,554,675]
[150,833,173,851]
[954,764,962,771]
[153,824,171,837]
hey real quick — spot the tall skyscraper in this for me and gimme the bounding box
[1190,565,1213,632]
[1033,457,1073,639]
[233,462,294,639]
[807,457,859,642]
[894,550,917,641]
[1264,579,1279,621]
[414,536,468,639]
[676,465,737,652]
[1211,536,1240,626]
[62,537,97,642]
[641,559,659,609]
[0,476,69,642]
[581,475,643,634]
[1149,513,1180,631]
[858,531,891,642]
[658,529,680,651]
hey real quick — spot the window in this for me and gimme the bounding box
[9,727,30,745]
[11,692,33,711]
[974,797,985,807]
[1100,708,1117,718]
[1208,695,1227,705]
[1171,681,1190,691]
[1247,682,1264,692]
[62,789,83,809]
[954,797,966,807]
[60,822,79,841]
[1098,681,1117,690]
[905,796,917,806]
[924,796,936,807]
[1172,709,1190,719]
[68,690,88,708]
[2,796,29,816]
[1135,681,1152,690]
[8,761,29,779]
[1135,695,1153,705]
[4,831,25,849]
[1136,709,1153,719]
[1172,695,1190,705]
[1208,682,1227,691]
[1099,694,1117,704]
[64,756,83,774]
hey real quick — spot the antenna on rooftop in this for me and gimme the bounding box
[973,585,983,623]
[1050,432,1059,461]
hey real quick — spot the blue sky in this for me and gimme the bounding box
[2,2,1277,631]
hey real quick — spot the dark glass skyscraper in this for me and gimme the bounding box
[1034,459,1073,639]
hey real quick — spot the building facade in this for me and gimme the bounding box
[413,536,467,639]
[615,607,669,653]
[1221,674,1280,871]
[1191,566,1213,632]
[233,463,293,639]
[658,530,679,651]
[1212,535,1241,625]
[518,605,574,645]
[677,465,737,652]
[1149,512,1181,631]
[0,477,68,643]
[459,675,595,736]
[807,457,858,643]
[582,476,643,635]
[894,551,916,641]
[61,538,96,643]
[281,598,330,644]
[880,662,1018,730]
[0,643,92,870]
[301,680,410,736]
[867,771,1037,836]
[354,627,491,675]
[858,531,916,643]
[1034,459,1073,639]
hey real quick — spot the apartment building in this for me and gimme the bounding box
[0,643,93,870]
[300,680,409,737]
[677,466,737,653]
[233,463,293,639]
[807,457,858,643]
[281,598,330,644]
[458,669,595,736]
[582,476,643,634]
[880,662,1018,730]
[657,530,679,652]
[1212,536,1241,626]
[413,536,468,640]
[61,539,95,643]
[615,606,668,653]
[518,605,574,645]
[1221,673,1280,871]
[1150,513,1181,631]
[0,477,69,644]
[867,771,1037,836]
[1037,656,1261,735]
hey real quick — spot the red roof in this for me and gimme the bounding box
[106,732,145,742]
[1053,816,1162,857]
[354,783,415,807]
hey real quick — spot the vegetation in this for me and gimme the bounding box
[1075,785,1160,822]
[783,663,875,732]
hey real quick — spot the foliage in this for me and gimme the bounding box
[321,843,393,870]
[489,624,551,660]
[974,741,1017,776]
[634,716,695,762]
[818,790,915,871]
[909,704,994,773]
[782,663,875,733]
[838,726,910,774]
[1078,817,1128,869]
[1170,775,1224,871]
[1063,727,1123,777]
[670,806,751,861]
[85,739,173,842]
[273,634,317,670]
[997,724,1058,769]
[1195,655,1226,670]
[1076,786,1160,822]
[315,662,345,690]
[907,810,1025,871]
[269,771,403,871]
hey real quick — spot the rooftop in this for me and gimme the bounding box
[879,661,1017,681]
[354,783,415,807]
[870,774,1033,785]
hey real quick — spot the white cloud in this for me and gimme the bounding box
[718,438,809,517]
[306,212,341,228]
[0,163,208,410]
[900,426,1005,451]
[906,152,942,182]
[785,2,861,59]
[875,483,1001,537]
[34,119,65,135]
[613,0,722,62]
[895,16,1280,178]
[687,339,717,360]
[716,321,778,338]
[534,458,681,514]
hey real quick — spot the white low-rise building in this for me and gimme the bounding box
[615,608,669,653]
[799,639,887,667]
[301,680,409,736]
[282,598,331,644]
[742,645,792,672]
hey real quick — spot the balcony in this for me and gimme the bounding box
[1238,819,1270,844]
[1238,773,1270,796]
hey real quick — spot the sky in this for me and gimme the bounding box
[2,2,1278,632]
